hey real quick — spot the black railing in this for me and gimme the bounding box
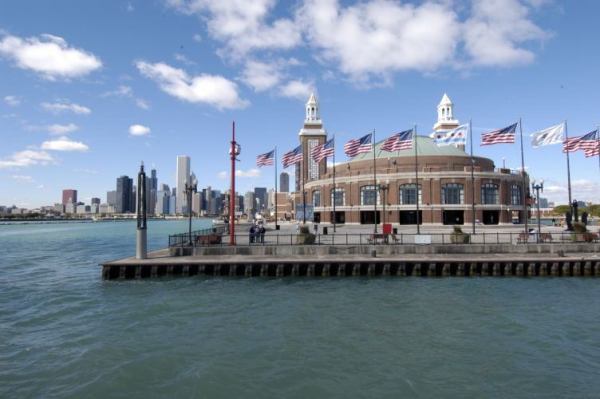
[168,230,600,248]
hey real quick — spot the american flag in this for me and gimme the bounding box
[256,149,274,167]
[584,143,599,157]
[311,138,335,163]
[282,145,302,168]
[563,129,598,153]
[381,129,413,152]
[344,133,372,157]
[481,123,518,146]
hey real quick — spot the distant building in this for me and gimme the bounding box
[176,155,191,214]
[65,203,76,214]
[107,190,116,207]
[91,197,101,205]
[538,197,549,208]
[62,189,77,205]
[149,168,158,215]
[244,191,255,216]
[254,187,267,212]
[280,172,290,193]
[156,184,171,215]
[116,175,134,213]
[54,203,65,214]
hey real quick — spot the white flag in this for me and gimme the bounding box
[530,123,565,148]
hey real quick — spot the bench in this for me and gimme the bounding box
[195,233,222,245]
[517,232,553,243]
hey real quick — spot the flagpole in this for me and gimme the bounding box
[274,147,278,230]
[519,117,528,234]
[470,119,475,235]
[414,124,420,235]
[332,135,337,233]
[373,129,378,234]
[302,147,306,225]
[565,120,573,222]
[597,125,600,179]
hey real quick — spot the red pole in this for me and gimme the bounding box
[230,121,236,245]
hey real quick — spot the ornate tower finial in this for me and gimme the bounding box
[305,92,320,122]
[433,93,459,131]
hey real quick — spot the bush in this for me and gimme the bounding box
[572,222,587,233]
[296,225,316,244]
[450,225,470,244]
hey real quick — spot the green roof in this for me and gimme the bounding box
[349,135,469,161]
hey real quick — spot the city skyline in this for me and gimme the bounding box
[1,1,600,208]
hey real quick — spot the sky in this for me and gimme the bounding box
[1,0,599,208]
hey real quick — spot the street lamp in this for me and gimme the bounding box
[379,180,389,225]
[184,181,197,245]
[531,179,544,243]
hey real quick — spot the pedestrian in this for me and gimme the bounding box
[249,225,255,244]
[259,225,265,244]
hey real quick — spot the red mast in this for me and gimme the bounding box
[230,121,236,245]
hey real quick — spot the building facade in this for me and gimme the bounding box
[115,175,134,214]
[62,189,77,206]
[295,94,529,225]
[176,155,190,214]
[280,172,290,193]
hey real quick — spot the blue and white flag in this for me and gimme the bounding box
[433,124,468,146]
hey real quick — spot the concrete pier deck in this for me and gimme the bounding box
[102,249,600,279]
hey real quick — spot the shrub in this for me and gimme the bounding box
[296,225,316,244]
[450,225,470,244]
[572,222,587,233]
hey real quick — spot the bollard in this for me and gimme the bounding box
[413,263,421,277]
[562,262,571,277]
[397,263,406,277]
[457,263,465,277]
[428,263,437,277]
[493,263,501,276]
[551,262,559,276]
[539,263,547,277]
[504,263,513,276]
[584,262,592,277]
[528,263,536,277]
[516,263,524,276]
[442,263,451,277]
[573,262,581,277]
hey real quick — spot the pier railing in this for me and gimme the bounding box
[168,230,599,248]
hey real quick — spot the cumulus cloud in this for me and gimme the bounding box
[0,33,102,80]
[102,85,150,110]
[279,80,314,100]
[0,150,54,169]
[41,136,89,151]
[241,60,282,92]
[136,60,248,109]
[218,168,261,179]
[129,124,151,136]
[41,101,91,114]
[3,95,21,106]
[541,179,600,205]
[47,123,79,135]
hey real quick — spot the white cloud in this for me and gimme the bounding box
[174,53,195,65]
[3,95,21,106]
[0,150,54,169]
[218,168,261,179]
[102,85,150,110]
[279,80,314,100]
[41,136,89,152]
[0,33,102,80]
[463,0,549,67]
[136,60,248,109]
[192,33,202,42]
[129,124,151,136]
[166,0,301,56]
[10,174,34,182]
[47,123,79,135]
[541,179,600,205]
[41,101,91,114]
[241,60,282,92]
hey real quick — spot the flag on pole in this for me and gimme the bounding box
[344,133,372,157]
[433,124,468,146]
[481,123,518,145]
[282,145,303,168]
[256,149,274,167]
[530,122,565,148]
[311,138,335,163]
[584,142,599,157]
[381,129,413,151]
[563,129,599,153]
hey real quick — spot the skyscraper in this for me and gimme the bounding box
[106,190,116,207]
[176,155,190,214]
[244,191,255,216]
[149,169,158,216]
[116,175,133,213]
[62,189,77,205]
[279,172,290,193]
[254,187,267,212]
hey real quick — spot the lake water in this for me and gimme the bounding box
[1,220,600,398]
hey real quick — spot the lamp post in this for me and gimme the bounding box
[531,180,544,243]
[379,181,389,225]
[184,182,197,245]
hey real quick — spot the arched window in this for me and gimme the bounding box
[511,184,522,205]
[399,184,422,205]
[481,183,499,204]
[331,188,345,206]
[442,183,464,204]
[442,108,446,117]
[312,190,321,207]
[360,185,380,205]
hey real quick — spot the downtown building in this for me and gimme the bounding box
[293,93,529,225]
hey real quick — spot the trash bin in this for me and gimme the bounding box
[323,226,328,235]
[276,225,280,230]
[393,227,398,235]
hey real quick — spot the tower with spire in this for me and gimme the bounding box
[433,93,459,131]
[296,93,327,191]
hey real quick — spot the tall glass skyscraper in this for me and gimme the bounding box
[176,155,190,214]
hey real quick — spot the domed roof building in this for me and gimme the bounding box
[292,94,528,226]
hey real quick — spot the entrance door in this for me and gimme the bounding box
[482,210,499,225]
[313,212,321,223]
[399,210,423,225]
[331,211,345,224]
[360,211,380,224]
[443,210,464,225]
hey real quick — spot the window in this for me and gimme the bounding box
[511,184,522,205]
[481,183,499,204]
[360,185,380,205]
[331,188,345,206]
[399,184,422,205]
[442,183,464,204]
[312,190,321,207]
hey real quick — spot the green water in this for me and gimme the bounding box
[1,220,600,398]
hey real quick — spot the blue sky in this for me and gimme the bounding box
[1,0,599,208]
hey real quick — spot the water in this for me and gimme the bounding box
[2,221,600,398]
